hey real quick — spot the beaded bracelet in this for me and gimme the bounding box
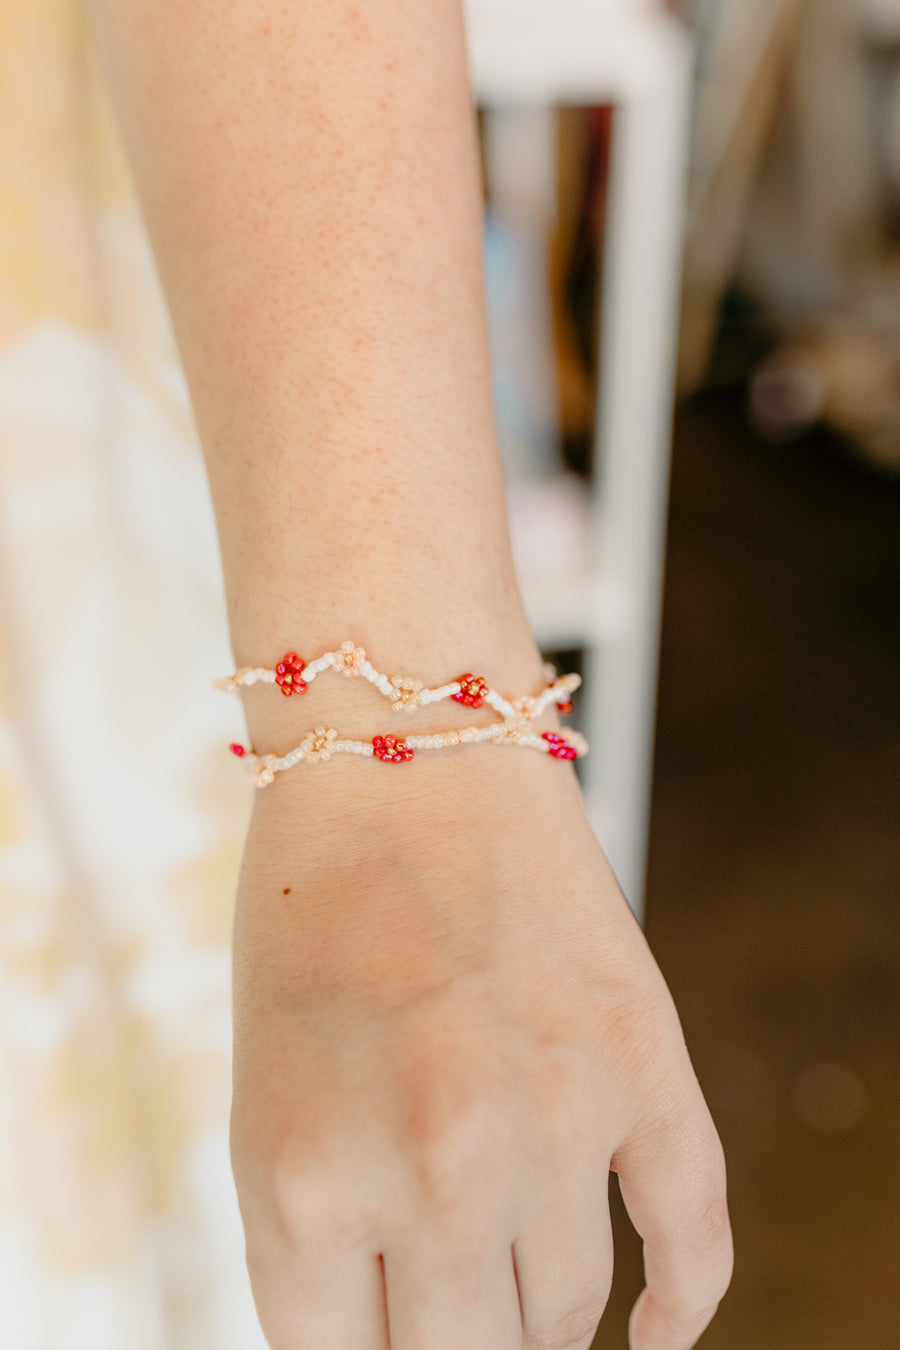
[215,642,587,787]
[228,721,588,787]
[213,640,580,721]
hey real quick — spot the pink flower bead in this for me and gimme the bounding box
[541,731,578,760]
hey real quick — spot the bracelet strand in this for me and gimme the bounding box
[213,641,580,720]
[228,720,588,788]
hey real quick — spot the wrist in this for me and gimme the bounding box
[241,723,582,883]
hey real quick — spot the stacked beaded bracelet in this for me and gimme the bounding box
[214,640,587,787]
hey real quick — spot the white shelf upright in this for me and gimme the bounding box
[463,1,694,918]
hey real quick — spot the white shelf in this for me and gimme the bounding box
[464,4,687,104]
[464,3,693,914]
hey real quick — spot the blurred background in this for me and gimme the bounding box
[0,0,898,1347]
[472,3,900,1346]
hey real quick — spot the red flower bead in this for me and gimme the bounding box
[275,651,307,697]
[556,699,574,715]
[229,743,246,757]
[542,731,578,760]
[452,673,488,709]
[372,733,414,763]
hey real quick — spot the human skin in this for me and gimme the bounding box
[85,2,733,1348]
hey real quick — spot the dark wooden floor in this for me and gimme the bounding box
[595,392,900,1348]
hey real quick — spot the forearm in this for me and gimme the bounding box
[85,20,735,1343]
[85,0,544,755]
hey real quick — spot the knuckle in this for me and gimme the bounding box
[403,1067,505,1216]
[698,1192,735,1297]
[237,1134,374,1251]
[261,1152,335,1236]
[679,1131,734,1285]
[526,1294,608,1350]
[411,1104,500,1215]
[660,1292,724,1337]
[690,1138,731,1235]
[697,1180,731,1245]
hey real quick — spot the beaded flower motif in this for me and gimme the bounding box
[542,732,579,761]
[389,675,424,713]
[334,641,366,676]
[252,753,279,786]
[372,733,414,763]
[452,673,488,709]
[275,652,307,697]
[494,713,532,743]
[300,726,338,764]
[511,694,538,718]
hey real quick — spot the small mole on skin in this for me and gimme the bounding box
[282,887,291,895]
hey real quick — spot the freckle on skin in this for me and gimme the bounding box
[283,886,291,894]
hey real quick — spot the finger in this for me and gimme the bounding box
[383,1223,523,1350]
[243,1213,389,1350]
[513,1157,614,1350]
[614,1098,733,1350]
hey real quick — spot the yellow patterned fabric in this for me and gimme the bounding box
[0,4,264,1344]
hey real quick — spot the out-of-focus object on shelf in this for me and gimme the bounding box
[676,0,803,393]
[678,0,900,473]
[748,315,900,476]
[464,0,694,917]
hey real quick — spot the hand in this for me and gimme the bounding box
[229,747,733,1350]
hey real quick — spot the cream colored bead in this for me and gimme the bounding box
[389,675,424,713]
[299,725,338,764]
[253,754,278,788]
[512,694,538,718]
[336,640,366,675]
[494,714,532,743]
